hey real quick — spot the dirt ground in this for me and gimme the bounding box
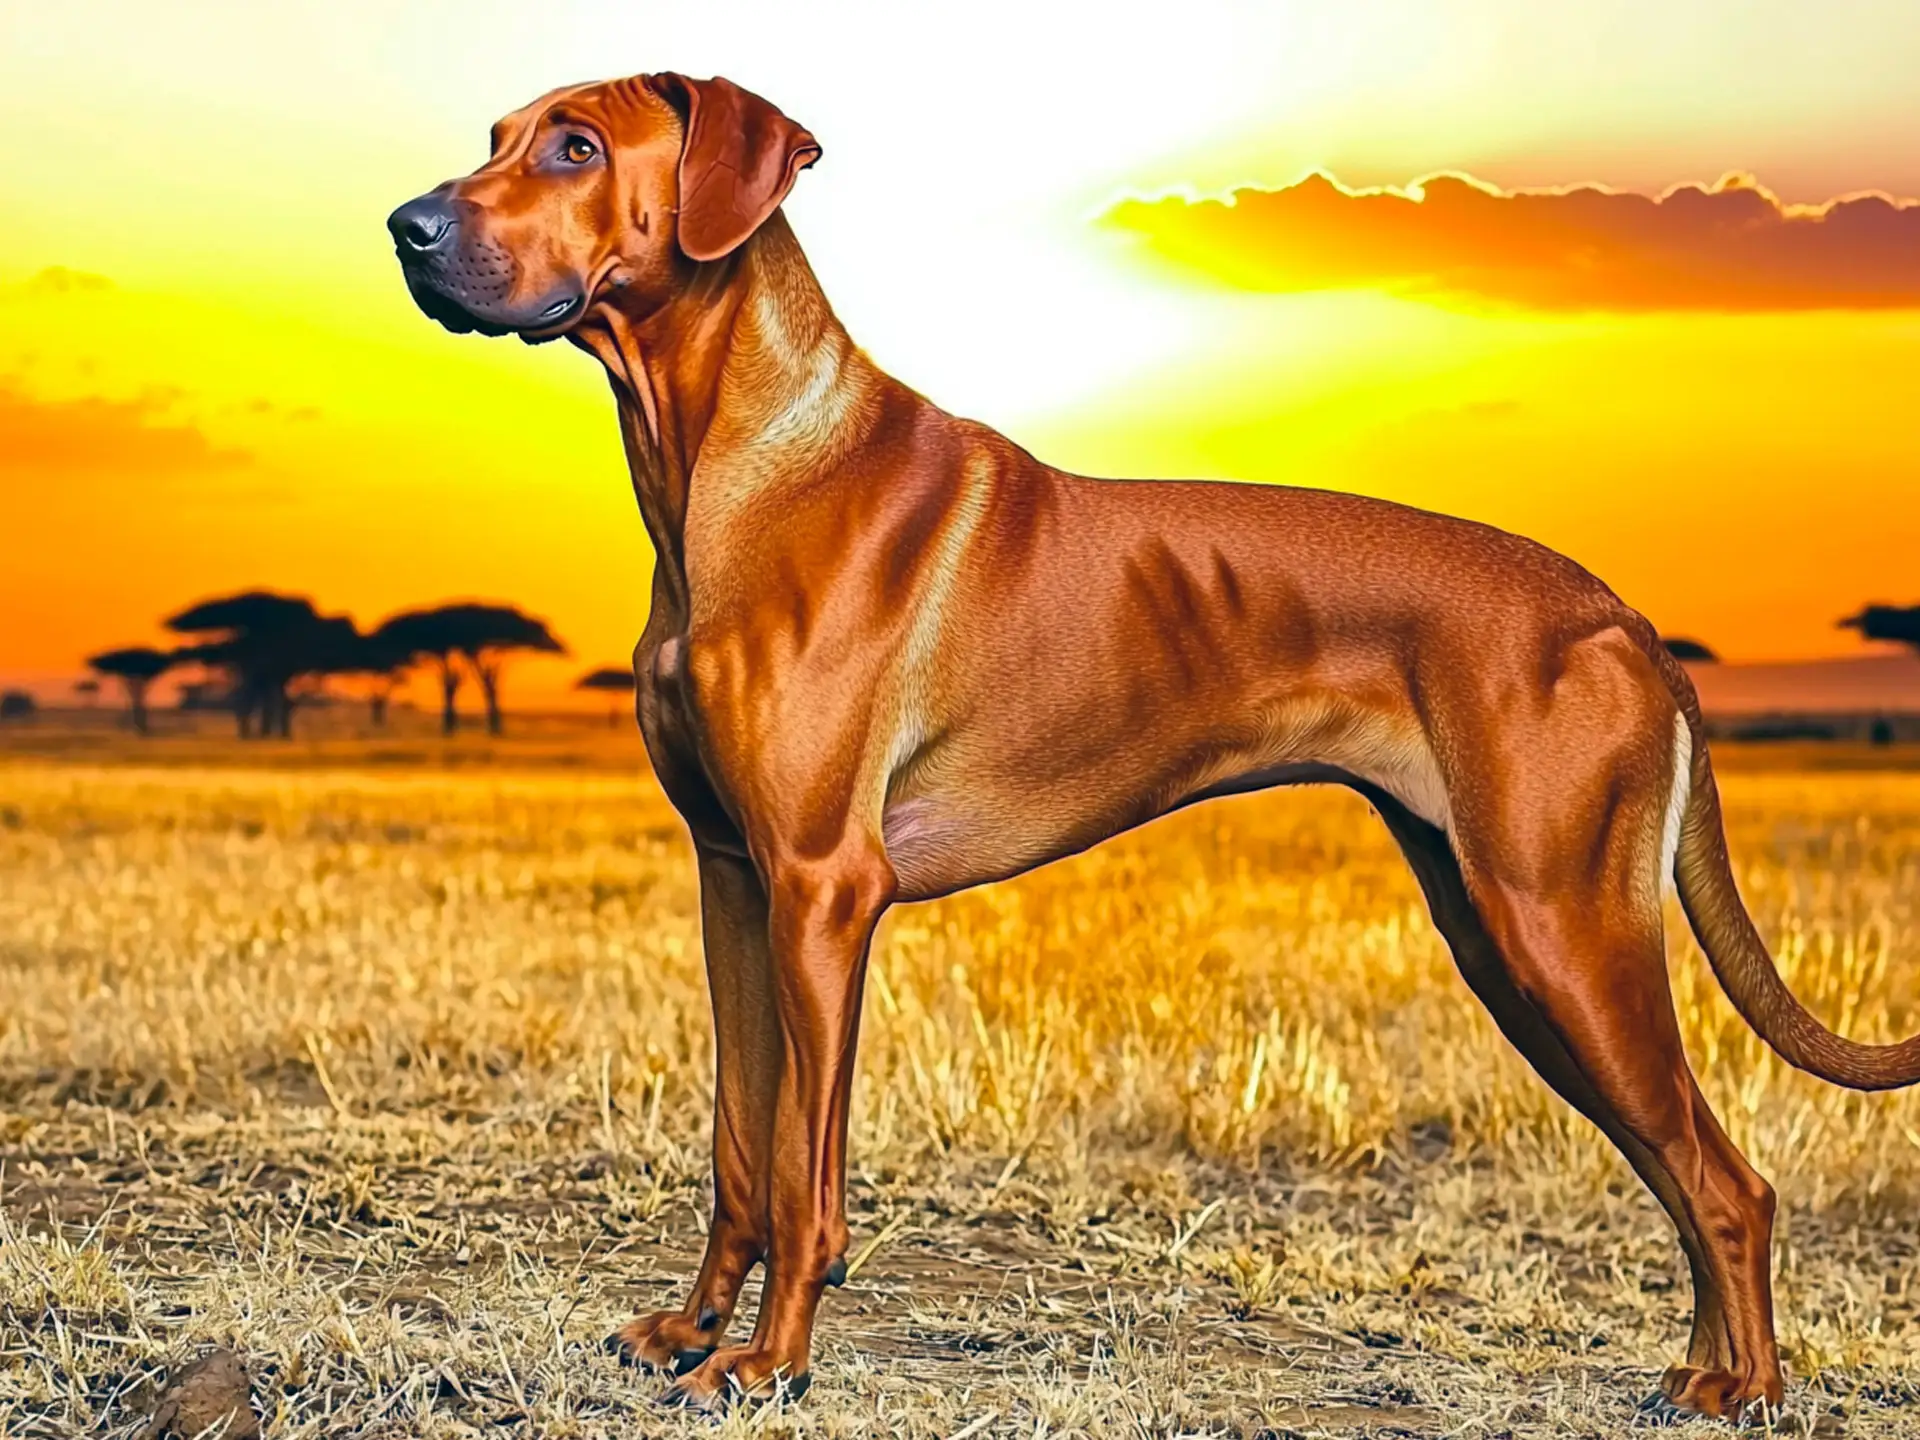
[2,718,1917,1437]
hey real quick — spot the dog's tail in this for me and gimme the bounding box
[1662,668,1920,1090]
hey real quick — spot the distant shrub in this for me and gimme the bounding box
[1660,636,1719,662]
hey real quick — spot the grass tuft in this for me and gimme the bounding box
[1,726,1916,1435]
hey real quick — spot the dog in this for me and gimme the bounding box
[388,72,1920,1414]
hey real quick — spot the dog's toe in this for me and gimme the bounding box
[671,1347,714,1376]
[1634,1392,1691,1429]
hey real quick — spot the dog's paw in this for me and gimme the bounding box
[604,1309,724,1375]
[1634,1391,1693,1428]
[665,1345,810,1411]
[1646,1365,1780,1427]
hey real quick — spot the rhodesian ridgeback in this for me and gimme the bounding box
[388,72,1920,1415]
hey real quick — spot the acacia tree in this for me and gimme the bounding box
[342,629,415,728]
[371,610,466,735]
[576,665,636,727]
[455,605,566,735]
[1840,605,1920,651]
[1660,636,1719,663]
[166,591,339,738]
[86,647,174,734]
[287,614,366,718]
[377,603,566,735]
[1840,606,1920,746]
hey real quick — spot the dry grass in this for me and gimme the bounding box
[1,720,1918,1437]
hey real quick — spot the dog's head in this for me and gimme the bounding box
[387,74,819,342]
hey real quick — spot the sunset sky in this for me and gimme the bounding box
[5,2,1920,709]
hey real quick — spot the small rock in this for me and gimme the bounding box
[1407,1116,1453,1160]
[141,1349,260,1440]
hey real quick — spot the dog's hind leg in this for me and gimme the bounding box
[1468,870,1781,1416]
[1423,665,1783,1419]
[1369,791,1735,1382]
[608,847,779,1375]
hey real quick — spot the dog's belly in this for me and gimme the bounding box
[881,790,1169,901]
[880,715,1452,902]
[879,795,1010,900]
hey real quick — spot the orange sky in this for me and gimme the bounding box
[5,3,1920,711]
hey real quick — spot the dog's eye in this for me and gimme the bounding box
[561,135,597,165]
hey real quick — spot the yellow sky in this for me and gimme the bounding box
[5,2,1920,709]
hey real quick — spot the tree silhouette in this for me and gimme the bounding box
[376,603,565,735]
[371,610,466,735]
[288,614,367,720]
[1839,605,1920,651]
[166,591,342,738]
[339,629,415,728]
[576,665,636,727]
[87,647,173,734]
[449,605,565,735]
[1660,636,1719,662]
[166,594,366,738]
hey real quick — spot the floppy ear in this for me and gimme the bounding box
[648,73,821,262]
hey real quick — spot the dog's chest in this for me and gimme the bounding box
[635,633,733,829]
[640,635,703,757]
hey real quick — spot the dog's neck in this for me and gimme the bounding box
[572,215,873,618]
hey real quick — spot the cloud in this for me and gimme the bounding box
[0,377,251,475]
[1105,172,1920,311]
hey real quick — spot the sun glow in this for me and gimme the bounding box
[6,1,1920,703]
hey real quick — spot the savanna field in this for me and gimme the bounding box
[2,718,1918,1438]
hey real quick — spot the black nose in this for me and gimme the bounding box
[388,195,455,252]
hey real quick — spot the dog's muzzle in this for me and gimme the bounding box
[387,192,582,338]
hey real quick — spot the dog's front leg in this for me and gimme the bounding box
[669,840,893,1408]
[609,846,778,1374]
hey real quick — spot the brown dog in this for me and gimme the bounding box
[388,72,1920,1414]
